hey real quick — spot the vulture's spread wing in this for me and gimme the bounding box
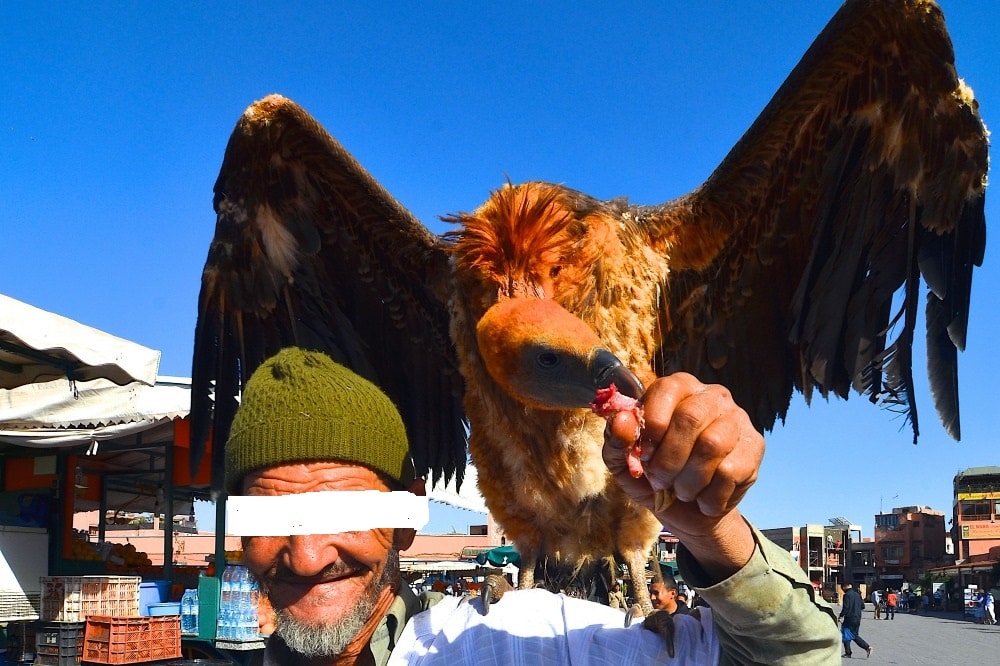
[639,0,988,440]
[192,95,465,491]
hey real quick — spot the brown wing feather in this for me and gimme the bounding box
[637,0,988,440]
[192,95,466,492]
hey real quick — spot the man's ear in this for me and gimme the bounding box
[396,477,426,551]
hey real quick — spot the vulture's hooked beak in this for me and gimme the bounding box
[591,348,645,399]
[476,298,646,410]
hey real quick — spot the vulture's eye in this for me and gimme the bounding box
[537,352,560,369]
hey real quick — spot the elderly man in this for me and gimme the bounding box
[230,348,840,664]
[227,348,438,665]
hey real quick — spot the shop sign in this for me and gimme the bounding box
[957,491,1000,501]
[960,522,1000,539]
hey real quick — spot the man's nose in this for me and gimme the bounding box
[283,533,339,577]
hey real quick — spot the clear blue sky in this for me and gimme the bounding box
[4,2,997,537]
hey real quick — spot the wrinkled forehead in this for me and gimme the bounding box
[241,460,396,495]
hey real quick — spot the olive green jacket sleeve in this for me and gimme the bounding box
[677,521,841,665]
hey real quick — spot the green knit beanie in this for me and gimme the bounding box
[225,347,415,495]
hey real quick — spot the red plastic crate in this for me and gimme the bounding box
[83,615,181,664]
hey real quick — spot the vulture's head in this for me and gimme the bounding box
[475,298,644,410]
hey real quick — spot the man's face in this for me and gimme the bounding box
[649,582,677,612]
[241,461,407,659]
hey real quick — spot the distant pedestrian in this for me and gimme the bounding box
[886,589,897,620]
[607,581,626,610]
[872,589,882,620]
[976,592,987,624]
[984,590,996,625]
[839,582,873,659]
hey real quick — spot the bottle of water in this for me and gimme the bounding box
[241,566,255,641]
[181,589,195,634]
[233,566,258,641]
[232,566,246,641]
[246,569,260,640]
[190,588,199,636]
[218,565,235,640]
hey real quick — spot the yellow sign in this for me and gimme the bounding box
[960,522,1000,539]
[957,491,1000,501]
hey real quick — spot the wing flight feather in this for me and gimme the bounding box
[636,0,987,440]
[192,95,466,491]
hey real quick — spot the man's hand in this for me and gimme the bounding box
[602,372,765,580]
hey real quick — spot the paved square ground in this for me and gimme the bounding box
[832,606,998,663]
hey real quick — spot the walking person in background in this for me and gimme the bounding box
[984,590,996,625]
[871,589,882,620]
[885,589,897,620]
[838,582,873,659]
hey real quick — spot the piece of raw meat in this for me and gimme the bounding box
[591,384,645,478]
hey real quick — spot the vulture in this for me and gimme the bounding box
[192,0,988,614]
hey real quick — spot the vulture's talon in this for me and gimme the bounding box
[624,603,643,628]
[481,574,513,615]
[641,609,676,658]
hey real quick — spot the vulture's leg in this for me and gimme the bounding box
[624,548,653,614]
[517,553,536,590]
[481,573,513,615]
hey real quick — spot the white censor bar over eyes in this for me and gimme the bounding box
[227,491,429,536]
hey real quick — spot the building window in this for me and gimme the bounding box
[876,514,899,529]
[960,500,993,521]
[852,551,874,567]
[882,545,903,560]
[910,543,922,559]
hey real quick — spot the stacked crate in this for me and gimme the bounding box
[4,620,37,663]
[36,576,141,665]
[0,590,40,622]
[39,576,141,622]
[34,622,85,666]
[82,616,181,664]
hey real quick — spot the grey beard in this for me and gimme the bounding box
[275,546,399,659]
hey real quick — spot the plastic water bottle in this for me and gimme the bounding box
[218,565,235,640]
[246,570,260,640]
[240,566,255,641]
[181,589,195,634]
[232,566,246,640]
[234,566,258,640]
[190,588,199,635]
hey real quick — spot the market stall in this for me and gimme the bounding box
[0,296,259,664]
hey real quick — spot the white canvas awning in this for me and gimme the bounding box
[401,560,482,573]
[0,376,190,450]
[0,294,160,390]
